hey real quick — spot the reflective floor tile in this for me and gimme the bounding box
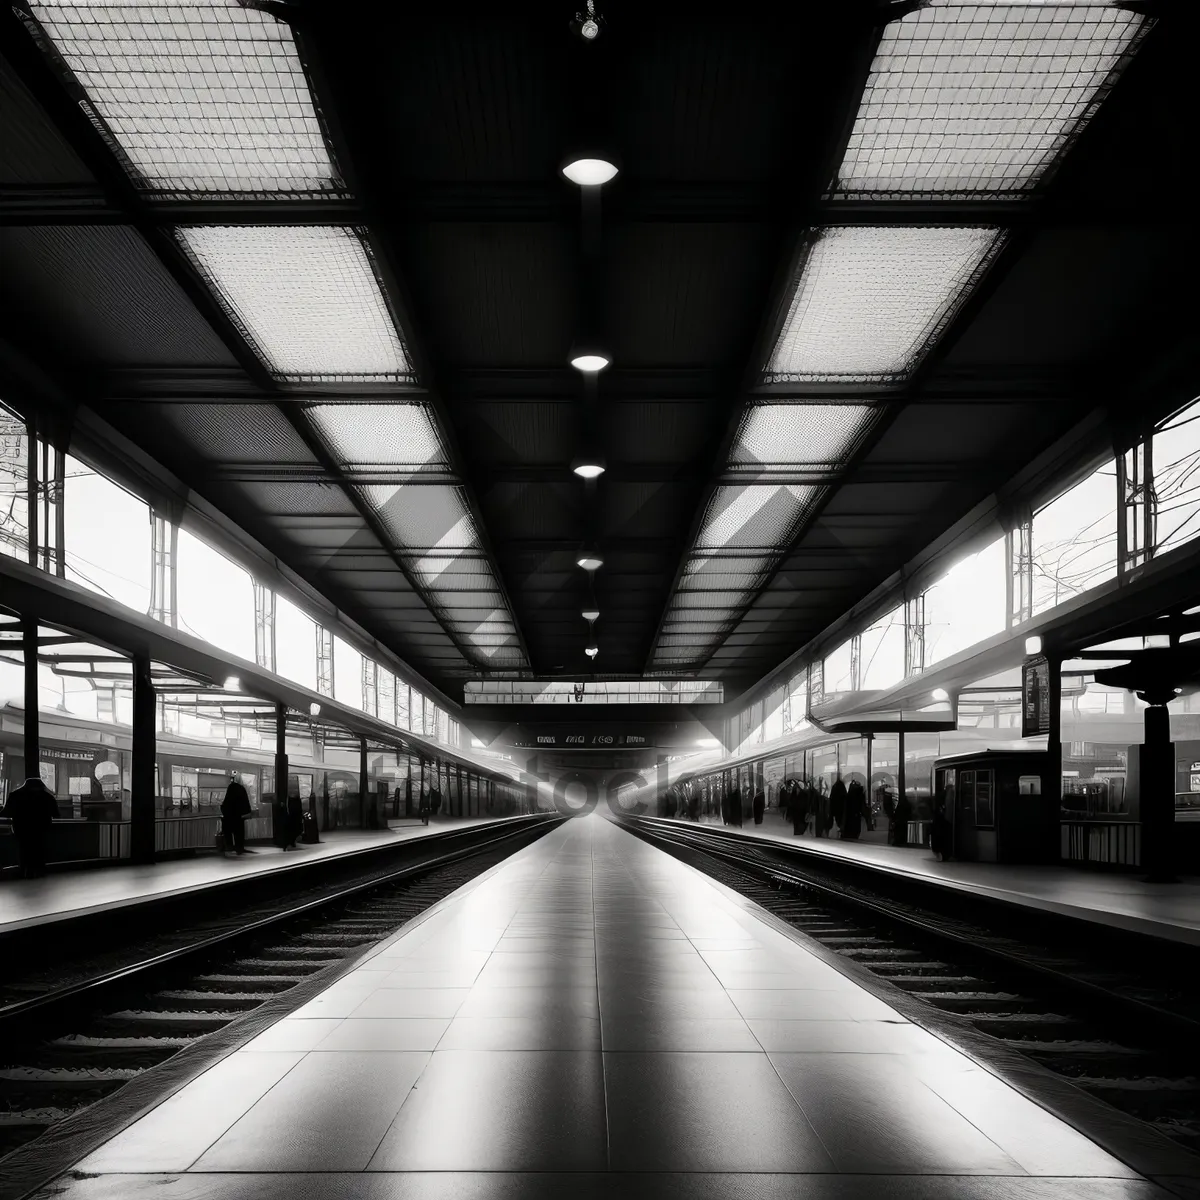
[603,1051,834,1171]
[241,1017,343,1052]
[600,1016,760,1052]
[379,969,484,989]
[599,985,741,1019]
[913,1058,1139,1177]
[25,1174,1176,1200]
[349,988,470,1018]
[457,985,601,1019]
[368,1050,607,1171]
[288,989,377,1019]
[728,988,905,1021]
[314,1017,451,1051]
[76,1051,305,1172]
[768,1052,1023,1174]
[193,1051,429,1171]
[746,1019,946,1054]
[438,1015,602,1050]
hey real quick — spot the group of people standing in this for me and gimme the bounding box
[778,776,868,841]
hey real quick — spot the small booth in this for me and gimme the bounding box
[933,749,1056,864]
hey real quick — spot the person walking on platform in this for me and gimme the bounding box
[418,788,430,825]
[752,786,765,826]
[4,776,58,878]
[841,778,865,841]
[221,774,251,856]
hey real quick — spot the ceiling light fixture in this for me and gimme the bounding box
[573,460,605,479]
[223,676,241,692]
[585,646,599,659]
[582,608,600,622]
[569,0,604,42]
[309,701,321,717]
[931,687,949,702]
[576,550,604,571]
[569,350,611,373]
[562,157,619,186]
[1025,635,1043,656]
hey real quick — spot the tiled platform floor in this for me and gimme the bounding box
[0,816,507,934]
[29,813,1174,1199]
[658,812,1200,946]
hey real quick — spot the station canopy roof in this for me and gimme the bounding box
[0,0,1189,703]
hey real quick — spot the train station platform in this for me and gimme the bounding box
[652,814,1200,947]
[28,813,1184,1200]
[0,816,507,937]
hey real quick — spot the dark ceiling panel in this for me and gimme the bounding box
[399,223,576,366]
[465,401,576,464]
[0,52,93,184]
[0,226,238,368]
[605,224,775,366]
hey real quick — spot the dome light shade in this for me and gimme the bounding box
[573,461,605,479]
[585,646,599,659]
[582,608,600,621]
[562,157,619,186]
[931,687,949,702]
[570,351,611,373]
[309,702,321,717]
[576,552,604,571]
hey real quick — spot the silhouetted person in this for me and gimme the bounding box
[284,790,303,850]
[792,784,809,837]
[221,776,251,856]
[842,779,865,841]
[930,793,952,861]
[752,788,765,826]
[431,787,443,818]
[4,777,58,878]
[418,789,430,825]
[829,778,847,836]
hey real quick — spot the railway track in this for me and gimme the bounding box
[0,815,559,1164]
[626,817,1200,1157]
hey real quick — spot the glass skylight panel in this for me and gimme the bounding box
[178,226,411,381]
[307,404,445,472]
[836,2,1148,199]
[696,485,818,550]
[731,405,877,470]
[765,226,998,383]
[26,0,339,198]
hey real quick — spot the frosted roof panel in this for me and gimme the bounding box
[765,226,998,383]
[696,485,818,550]
[179,227,410,381]
[307,404,445,470]
[837,3,1147,198]
[27,0,339,197]
[732,405,877,468]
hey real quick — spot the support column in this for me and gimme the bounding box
[359,737,369,829]
[1141,703,1177,882]
[131,655,156,864]
[896,727,906,847]
[22,616,39,781]
[1046,655,1063,864]
[275,704,288,844]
